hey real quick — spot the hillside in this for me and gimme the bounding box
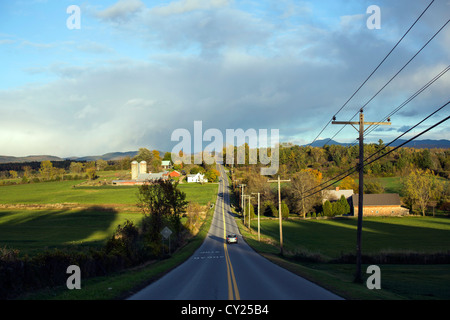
[0,155,64,164]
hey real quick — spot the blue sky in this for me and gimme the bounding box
[0,0,449,157]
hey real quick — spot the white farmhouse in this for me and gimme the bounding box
[187,173,208,183]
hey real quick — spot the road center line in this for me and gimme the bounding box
[221,169,240,300]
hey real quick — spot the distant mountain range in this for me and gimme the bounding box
[1,139,449,164]
[66,151,139,162]
[0,151,139,164]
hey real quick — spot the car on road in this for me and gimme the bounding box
[226,234,238,244]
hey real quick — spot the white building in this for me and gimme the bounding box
[187,173,208,183]
[322,187,354,203]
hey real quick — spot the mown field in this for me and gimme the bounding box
[0,180,217,206]
[0,180,218,256]
[238,216,450,299]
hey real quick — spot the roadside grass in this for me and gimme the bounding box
[236,216,450,300]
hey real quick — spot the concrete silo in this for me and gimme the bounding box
[131,161,139,180]
[139,161,147,175]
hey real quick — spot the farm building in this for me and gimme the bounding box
[112,160,169,186]
[161,160,172,169]
[187,173,208,183]
[322,187,354,203]
[168,170,181,178]
[351,194,409,217]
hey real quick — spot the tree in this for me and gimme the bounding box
[335,195,350,216]
[96,159,108,171]
[205,169,220,182]
[288,170,322,218]
[69,162,84,174]
[9,170,18,179]
[402,169,443,216]
[133,148,154,164]
[263,200,278,217]
[39,160,54,180]
[190,166,205,175]
[364,179,385,194]
[85,167,96,180]
[138,180,188,245]
[323,200,333,217]
[339,176,358,192]
[281,200,289,219]
[163,152,172,162]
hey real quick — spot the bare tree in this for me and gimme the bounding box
[288,170,322,218]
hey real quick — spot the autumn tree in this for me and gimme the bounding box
[205,169,220,182]
[39,160,54,180]
[96,159,108,171]
[402,169,444,216]
[288,169,322,218]
[339,176,358,192]
[9,170,18,179]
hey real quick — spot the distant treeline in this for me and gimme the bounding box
[0,160,77,172]
[224,141,450,179]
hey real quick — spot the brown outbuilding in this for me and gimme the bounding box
[351,193,409,217]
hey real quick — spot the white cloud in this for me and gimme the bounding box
[96,0,145,22]
[151,0,230,16]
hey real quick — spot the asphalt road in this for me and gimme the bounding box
[128,165,343,300]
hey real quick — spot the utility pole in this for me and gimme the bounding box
[244,195,254,228]
[332,109,391,282]
[239,184,246,212]
[252,192,261,242]
[268,175,291,255]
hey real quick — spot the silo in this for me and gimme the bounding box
[131,161,139,180]
[139,161,147,175]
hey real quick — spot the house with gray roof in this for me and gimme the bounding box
[351,194,409,217]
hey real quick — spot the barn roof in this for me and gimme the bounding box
[352,194,401,206]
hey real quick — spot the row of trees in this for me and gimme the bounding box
[1,160,98,184]
[223,142,449,179]
[232,164,449,218]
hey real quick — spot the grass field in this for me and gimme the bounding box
[0,180,218,206]
[238,216,450,299]
[0,180,218,256]
[244,216,450,259]
[0,208,142,255]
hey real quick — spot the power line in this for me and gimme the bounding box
[344,64,450,146]
[307,0,436,147]
[300,100,450,200]
[322,17,449,148]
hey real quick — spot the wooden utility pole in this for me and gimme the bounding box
[332,109,391,282]
[239,184,246,212]
[244,195,254,228]
[252,192,261,242]
[268,175,291,255]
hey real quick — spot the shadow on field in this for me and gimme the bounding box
[258,216,450,260]
[0,206,120,255]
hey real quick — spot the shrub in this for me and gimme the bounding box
[263,201,278,217]
[281,201,289,219]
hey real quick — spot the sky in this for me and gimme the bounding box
[0,0,449,157]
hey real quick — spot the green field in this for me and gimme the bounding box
[0,180,218,206]
[239,216,450,299]
[244,216,450,259]
[0,208,142,255]
[0,181,218,256]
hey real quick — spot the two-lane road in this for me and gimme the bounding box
[128,165,342,300]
